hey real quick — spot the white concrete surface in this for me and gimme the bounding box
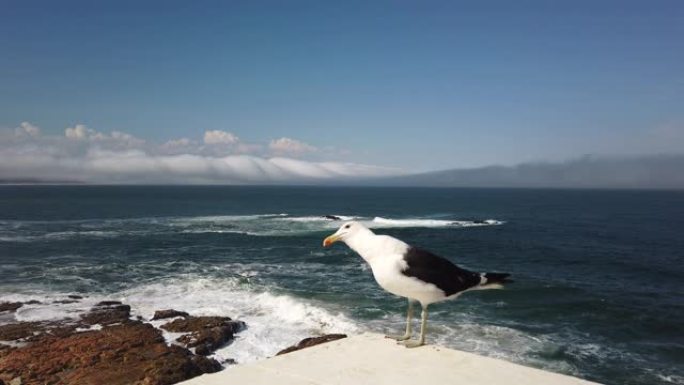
[180,333,601,385]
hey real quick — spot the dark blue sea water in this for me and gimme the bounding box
[0,186,682,384]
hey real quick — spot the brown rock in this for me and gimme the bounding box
[151,309,189,321]
[0,322,45,341]
[160,316,233,333]
[0,320,83,343]
[0,344,15,360]
[52,300,78,304]
[0,322,221,385]
[276,334,347,355]
[95,300,122,307]
[80,303,131,325]
[0,303,22,313]
[161,317,245,356]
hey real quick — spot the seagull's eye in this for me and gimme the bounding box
[344,224,351,229]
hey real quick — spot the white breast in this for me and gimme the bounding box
[348,234,447,305]
[368,255,446,305]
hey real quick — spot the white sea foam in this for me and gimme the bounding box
[171,214,287,224]
[370,217,504,228]
[0,213,503,242]
[657,374,684,384]
[0,230,128,242]
[0,340,28,348]
[117,276,360,364]
[180,229,261,236]
[371,217,456,227]
[1,277,665,384]
[280,215,360,222]
[1,276,360,364]
[11,295,116,323]
[75,324,103,332]
[44,230,121,239]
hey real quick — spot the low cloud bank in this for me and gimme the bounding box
[0,123,399,184]
[3,122,682,188]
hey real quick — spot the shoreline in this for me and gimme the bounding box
[1,298,603,385]
[180,332,601,385]
[0,300,244,385]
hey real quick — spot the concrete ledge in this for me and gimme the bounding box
[180,333,600,385]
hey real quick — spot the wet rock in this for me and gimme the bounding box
[161,316,245,356]
[0,303,22,313]
[67,295,83,300]
[0,322,45,341]
[151,309,190,321]
[52,299,79,304]
[0,321,80,342]
[190,355,223,373]
[0,322,221,385]
[80,302,131,326]
[42,324,80,339]
[24,301,40,305]
[0,344,15,361]
[276,334,347,355]
[95,300,122,306]
[159,316,239,333]
[323,215,342,220]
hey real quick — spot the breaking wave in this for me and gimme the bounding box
[0,213,503,241]
[1,274,359,364]
[371,217,503,228]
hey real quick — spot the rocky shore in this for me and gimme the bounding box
[0,298,243,385]
[0,299,346,385]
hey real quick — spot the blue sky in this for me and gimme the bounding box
[1,0,683,181]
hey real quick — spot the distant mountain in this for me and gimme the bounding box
[370,154,684,189]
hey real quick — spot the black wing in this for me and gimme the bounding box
[401,247,481,296]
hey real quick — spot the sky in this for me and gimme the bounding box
[1,0,683,183]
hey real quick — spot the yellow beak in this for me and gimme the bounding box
[323,234,340,247]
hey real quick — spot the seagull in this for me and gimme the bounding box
[323,221,512,348]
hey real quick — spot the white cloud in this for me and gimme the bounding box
[0,147,399,184]
[163,138,194,148]
[64,124,145,148]
[159,138,200,155]
[0,122,401,183]
[269,137,317,156]
[65,124,94,140]
[111,130,140,143]
[204,130,239,145]
[15,122,41,137]
[234,143,264,154]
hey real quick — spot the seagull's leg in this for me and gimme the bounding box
[402,304,428,348]
[385,299,414,341]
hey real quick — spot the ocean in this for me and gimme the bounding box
[0,186,682,385]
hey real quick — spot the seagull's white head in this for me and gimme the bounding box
[322,221,370,247]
